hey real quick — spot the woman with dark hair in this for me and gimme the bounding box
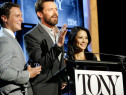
[63,26,98,95]
[67,26,97,61]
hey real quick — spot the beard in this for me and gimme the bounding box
[43,14,58,26]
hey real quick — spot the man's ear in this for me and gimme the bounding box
[37,11,43,19]
[1,15,7,23]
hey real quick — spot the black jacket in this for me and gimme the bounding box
[24,24,66,95]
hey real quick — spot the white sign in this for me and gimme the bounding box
[75,70,124,95]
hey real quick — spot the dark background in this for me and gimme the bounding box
[97,0,126,61]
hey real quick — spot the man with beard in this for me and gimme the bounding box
[24,0,67,95]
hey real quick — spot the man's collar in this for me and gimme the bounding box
[1,27,15,38]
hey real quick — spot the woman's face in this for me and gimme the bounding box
[74,30,88,51]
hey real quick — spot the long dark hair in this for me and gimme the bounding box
[67,26,91,60]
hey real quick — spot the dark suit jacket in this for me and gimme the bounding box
[24,24,66,95]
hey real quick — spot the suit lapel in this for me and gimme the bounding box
[37,24,54,46]
[4,30,26,63]
[4,30,15,40]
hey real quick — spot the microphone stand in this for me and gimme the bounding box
[83,51,126,72]
[118,55,126,95]
[118,55,126,72]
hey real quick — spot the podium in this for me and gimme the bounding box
[46,60,126,95]
[66,60,126,95]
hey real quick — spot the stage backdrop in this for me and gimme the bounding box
[16,0,100,61]
[17,0,83,28]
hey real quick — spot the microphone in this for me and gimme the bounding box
[85,51,125,57]
[85,51,126,61]
[65,51,126,72]
[85,52,126,71]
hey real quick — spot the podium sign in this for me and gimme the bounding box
[75,70,124,95]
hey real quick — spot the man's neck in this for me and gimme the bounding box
[3,25,15,33]
[41,21,54,29]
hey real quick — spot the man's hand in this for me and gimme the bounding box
[57,24,67,47]
[61,82,67,89]
[27,65,41,78]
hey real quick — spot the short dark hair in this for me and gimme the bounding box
[0,2,20,26]
[35,0,55,20]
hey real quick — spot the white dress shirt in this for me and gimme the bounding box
[1,27,16,38]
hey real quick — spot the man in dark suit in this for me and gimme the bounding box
[0,2,41,95]
[24,0,67,95]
